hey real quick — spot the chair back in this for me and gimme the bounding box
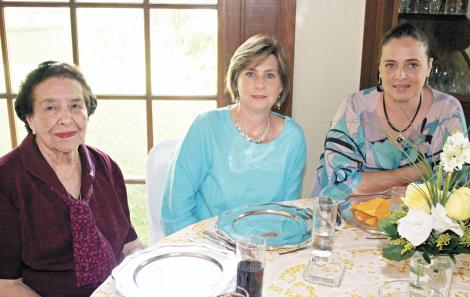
[146,139,179,243]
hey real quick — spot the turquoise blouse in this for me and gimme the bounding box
[161,106,306,235]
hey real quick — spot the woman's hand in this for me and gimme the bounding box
[0,278,41,297]
[353,164,426,195]
[121,238,144,257]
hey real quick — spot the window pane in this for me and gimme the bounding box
[86,100,147,178]
[0,100,12,156]
[127,184,149,246]
[77,9,145,94]
[150,9,217,95]
[150,0,216,3]
[5,8,73,93]
[152,99,215,144]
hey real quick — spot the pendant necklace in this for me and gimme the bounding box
[233,112,271,144]
[383,93,422,144]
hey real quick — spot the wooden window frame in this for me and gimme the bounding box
[0,0,296,183]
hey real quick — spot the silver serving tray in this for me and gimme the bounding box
[215,203,312,250]
[339,194,390,235]
[112,244,237,297]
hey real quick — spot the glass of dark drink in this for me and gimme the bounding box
[215,286,249,297]
[235,234,266,297]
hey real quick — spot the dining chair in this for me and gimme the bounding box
[146,139,179,243]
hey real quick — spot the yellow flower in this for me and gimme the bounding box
[402,183,431,213]
[445,187,470,221]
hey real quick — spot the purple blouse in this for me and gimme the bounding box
[0,134,137,297]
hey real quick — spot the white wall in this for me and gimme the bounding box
[292,0,366,197]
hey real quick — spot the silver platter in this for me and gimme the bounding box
[112,244,237,297]
[216,202,312,250]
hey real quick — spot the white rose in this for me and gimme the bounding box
[397,209,434,247]
[432,204,464,236]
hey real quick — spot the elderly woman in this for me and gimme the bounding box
[0,61,143,297]
[312,23,467,200]
[161,35,306,234]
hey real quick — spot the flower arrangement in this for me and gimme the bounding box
[380,132,470,263]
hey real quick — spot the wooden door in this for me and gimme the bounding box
[218,0,296,116]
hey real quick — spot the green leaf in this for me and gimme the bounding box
[423,252,431,264]
[382,245,404,261]
[382,244,414,261]
[449,253,456,264]
[379,219,398,238]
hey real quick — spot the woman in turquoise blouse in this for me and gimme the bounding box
[161,35,306,235]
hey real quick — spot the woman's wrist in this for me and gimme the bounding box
[394,164,425,183]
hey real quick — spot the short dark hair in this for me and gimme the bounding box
[225,34,289,107]
[15,61,97,133]
[380,23,432,61]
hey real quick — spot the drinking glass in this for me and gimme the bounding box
[429,0,442,13]
[454,70,467,95]
[418,0,430,13]
[378,280,444,297]
[390,186,406,211]
[445,0,459,14]
[235,235,266,297]
[400,0,411,12]
[303,196,344,287]
[408,0,419,12]
[215,286,249,297]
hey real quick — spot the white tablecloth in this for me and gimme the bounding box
[91,198,470,297]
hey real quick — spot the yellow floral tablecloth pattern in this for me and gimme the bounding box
[91,198,470,297]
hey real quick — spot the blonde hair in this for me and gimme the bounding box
[225,35,289,106]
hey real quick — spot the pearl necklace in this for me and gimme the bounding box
[234,116,271,144]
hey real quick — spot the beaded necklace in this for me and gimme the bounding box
[383,93,422,144]
[233,115,271,144]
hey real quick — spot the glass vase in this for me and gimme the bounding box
[408,252,454,297]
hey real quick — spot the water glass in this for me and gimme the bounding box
[235,235,266,297]
[378,280,444,297]
[303,196,344,287]
[390,186,406,211]
[310,196,338,262]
